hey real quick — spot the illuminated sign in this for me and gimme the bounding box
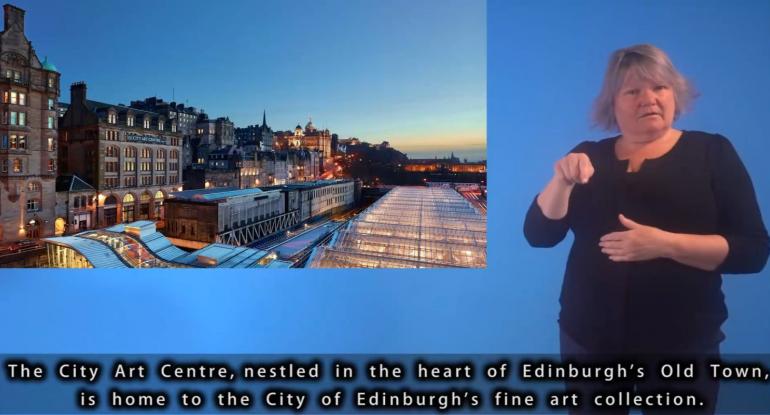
[126,133,166,145]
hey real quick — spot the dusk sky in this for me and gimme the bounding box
[15,0,486,160]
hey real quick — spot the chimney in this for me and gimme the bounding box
[71,82,87,105]
[3,4,25,33]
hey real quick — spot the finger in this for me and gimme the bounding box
[618,214,641,229]
[600,231,627,242]
[577,155,594,184]
[609,255,633,262]
[599,240,623,249]
[601,248,625,256]
[567,154,582,183]
[557,160,574,184]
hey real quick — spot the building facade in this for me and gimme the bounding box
[0,4,61,243]
[58,82,183,228]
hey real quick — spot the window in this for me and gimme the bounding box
[105,146,119,157]
[156,161,166,171]
[1,135,6,149]
[48,98,55,110]
[48,159,55,172]
[155,176,166,186]
[124,161,136,171]
[105,130,119,141]
[12,159,22,173]
[127,116,134,127]
[141,176,152,186]
[10,91,16,104]
[125,147,137,158]
[28,182,40,192]
[157,149,165,158]
[105,161,119,172]
[143,118,150,129]
[48,116,54,129]
[18,93,25,105]
[48,76,54,88]
[0,160,6,173]
[125,177,136,187]
[10,135,26,150]
[171,123,177,133]
[104,177,119,188]
[141,148,151,158]
[141,162,151,171]
[47,137,55,152]
[108,113,117,124]
[26,199,39,212]
[10,111,16,125]
[158,121,164,131]
[19,112,25,126]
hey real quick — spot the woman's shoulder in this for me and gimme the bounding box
[570,135,618,154]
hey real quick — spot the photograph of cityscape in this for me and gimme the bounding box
[0,0,486,269]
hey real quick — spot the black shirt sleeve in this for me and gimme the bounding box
[710,135,770,274]
[523,141,591,248]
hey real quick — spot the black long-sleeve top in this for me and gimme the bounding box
[524,131,769,354]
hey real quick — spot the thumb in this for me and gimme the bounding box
[618,214,640,229]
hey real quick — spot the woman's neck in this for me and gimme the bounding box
[616,128,682,159]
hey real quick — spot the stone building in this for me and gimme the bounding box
[58,82,183,228]
[235,110,274,151]
[274,117,332,166]
[0,4,61,243]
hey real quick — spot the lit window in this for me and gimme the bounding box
[48,116,55,129]
[127,116,134,127]
[108,113,116,124]
[10,111,17,125]
[28,182,40,191]
[48,159,55,172]
[158,121,164,131]
[18,112,25,126]
[12,159,22,173]
[48,98,55,110]
[143,118,150,129]
[26,199,39,212]
[10,91,16,104]
[48,76,54,88]
[171,123,177,133]
[47,137,55,151]
[19,93,25,105]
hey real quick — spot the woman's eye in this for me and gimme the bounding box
[625,89,638,95]
[654,85,668,91]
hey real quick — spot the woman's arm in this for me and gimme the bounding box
[524,151,595,247]
[537,152,595,219]
[599,215,729,271]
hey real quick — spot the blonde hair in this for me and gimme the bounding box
[592,44,697,131]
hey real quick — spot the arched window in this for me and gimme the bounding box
[154,190,165,220]
[142,148,152,158]
[106,146,119,157]
[122,193,136,223]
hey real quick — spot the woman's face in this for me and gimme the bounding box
[614,70,676,139]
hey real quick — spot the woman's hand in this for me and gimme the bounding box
[554,153,595,186]
[599,214,730,270]
[599,214,672,262]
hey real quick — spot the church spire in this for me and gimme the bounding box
[262,110,267,128]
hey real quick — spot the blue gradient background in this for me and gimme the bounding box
[1,0,769,358]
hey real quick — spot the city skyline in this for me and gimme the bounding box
[16,0,486,161]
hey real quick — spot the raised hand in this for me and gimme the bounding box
[554,153,595,186]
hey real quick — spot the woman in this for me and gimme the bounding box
[523,44,768,412]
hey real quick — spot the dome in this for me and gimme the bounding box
[305,118,316,132]
[41,56,58,72]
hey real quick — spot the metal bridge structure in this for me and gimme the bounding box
[216,210,300,246]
